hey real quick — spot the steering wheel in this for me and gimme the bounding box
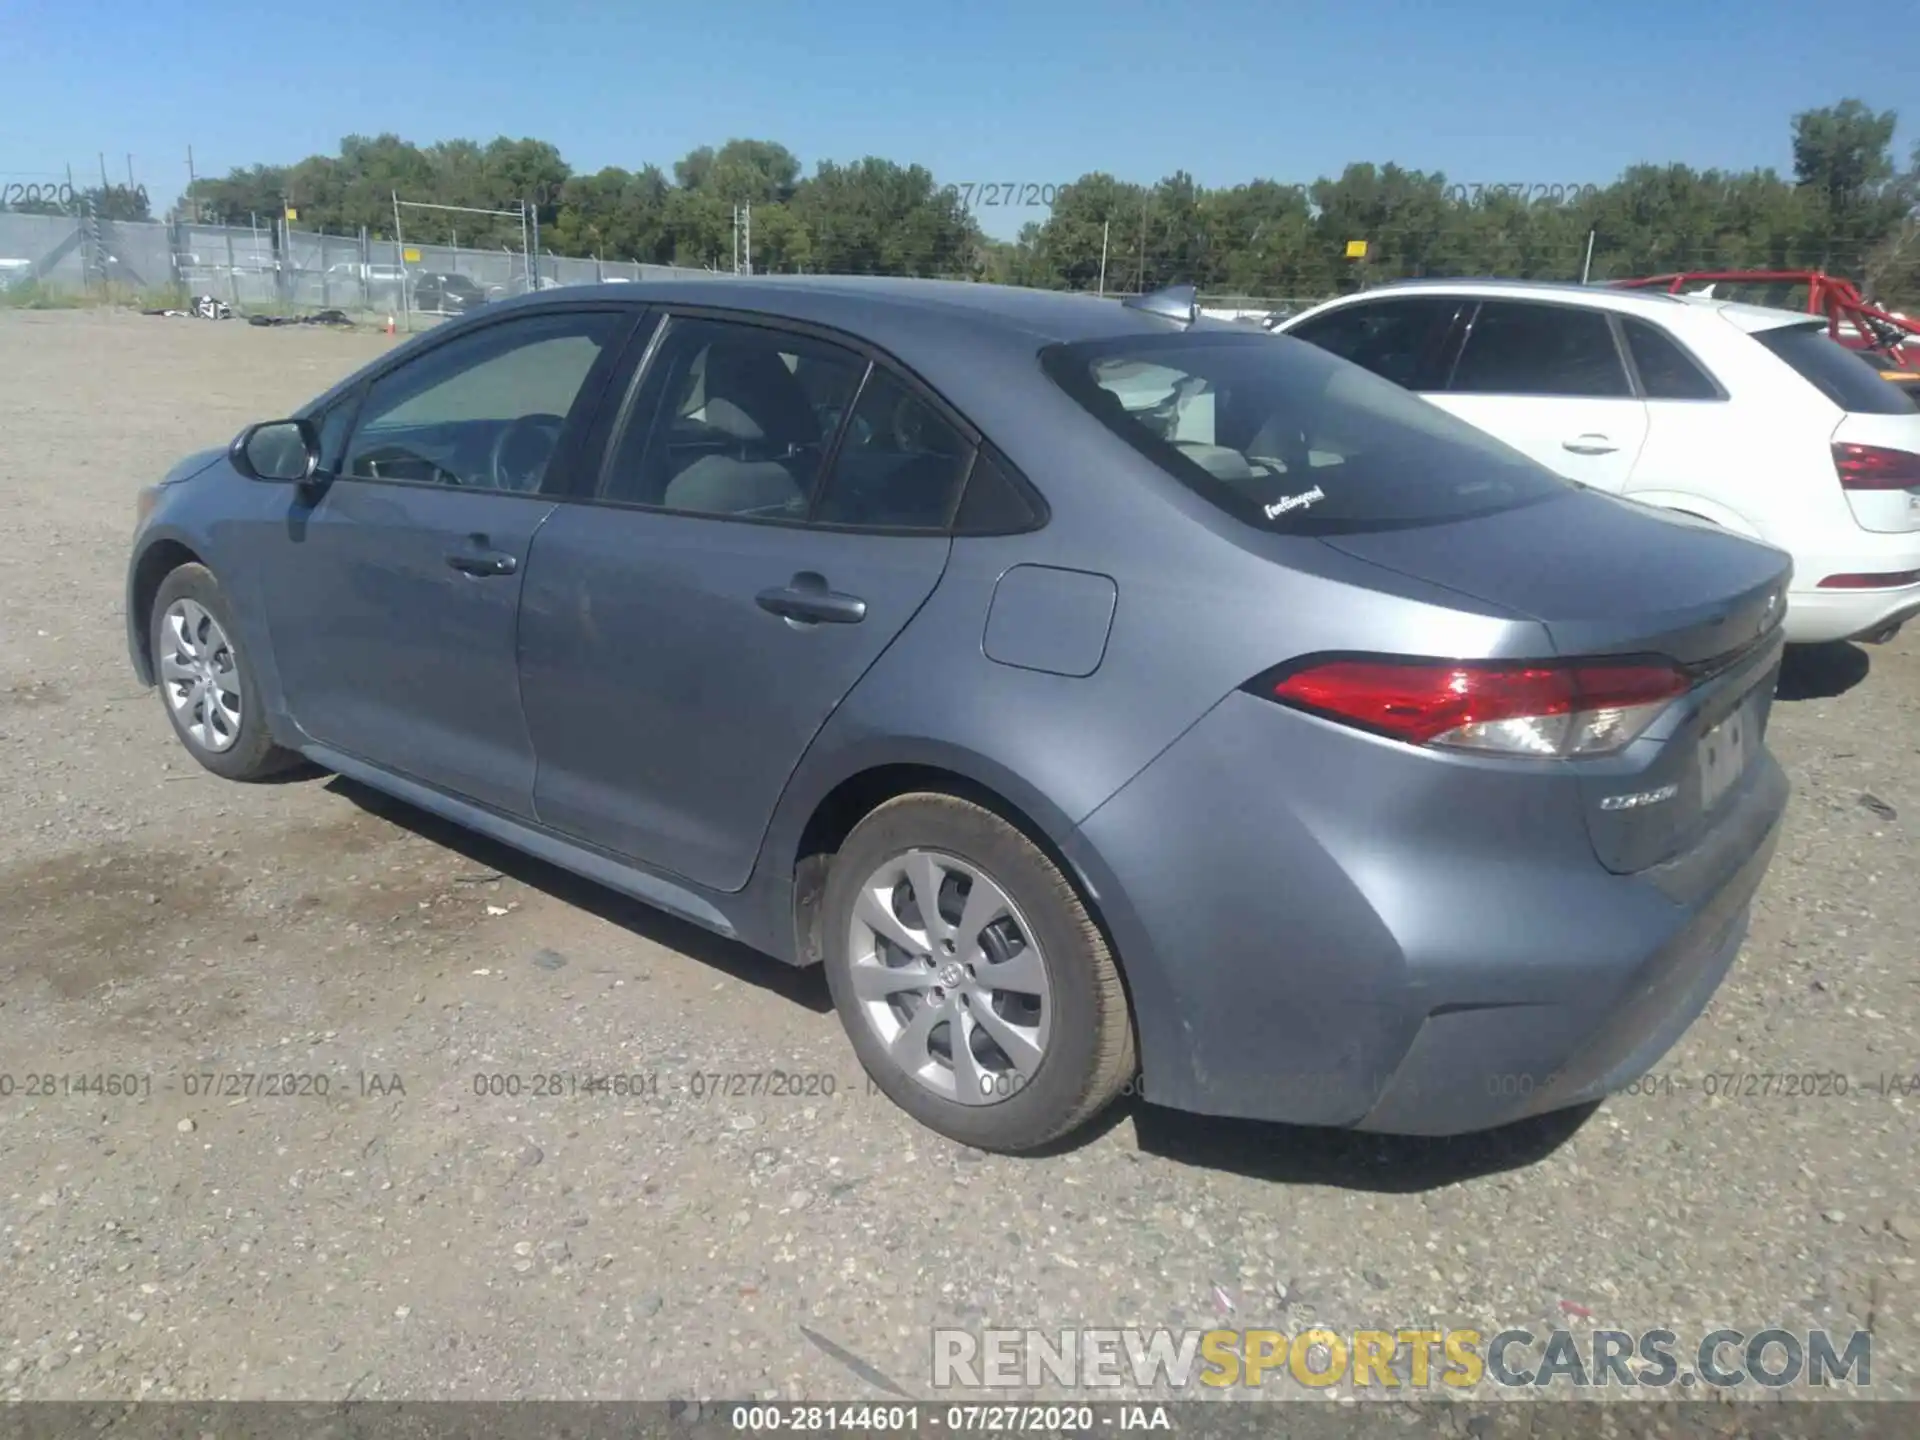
[490,413,566,492]
[888,393,930,452]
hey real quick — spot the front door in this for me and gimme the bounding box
[518,315,972,891]
[256,306,633,816]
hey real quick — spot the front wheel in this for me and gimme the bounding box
[149,563,300,782]
[821,794,1136,1153]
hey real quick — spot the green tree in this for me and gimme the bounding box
[790,158,977,275]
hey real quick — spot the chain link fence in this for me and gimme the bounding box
[0,212,717,316]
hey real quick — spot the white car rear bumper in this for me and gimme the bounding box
[1782,526,1920,643]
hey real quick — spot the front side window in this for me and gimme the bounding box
[1449,300,1632,398]
[811,369,973,529]
[1042,330,1570,534]
[599,317,867,518]
[313,389,361,473]
[1285,297,1460,390]
[341,310,624,491]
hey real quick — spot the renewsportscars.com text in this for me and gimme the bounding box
[931,1326,1871,1391]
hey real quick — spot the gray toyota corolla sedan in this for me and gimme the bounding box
[126,277,1791,1153]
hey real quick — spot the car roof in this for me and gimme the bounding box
[1306,276,1823,336]
[479,275,1229,358]
[1363,276,1692,314]
[1669,293,1822,334]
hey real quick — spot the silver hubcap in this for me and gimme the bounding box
[160,599,242,753]
[847,849,1051,1105]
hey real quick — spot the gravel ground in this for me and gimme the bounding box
[0,306,1916,1406]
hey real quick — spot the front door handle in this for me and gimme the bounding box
[1562,434,1619,456]
[446,551,518,577]
[756,573,867,625]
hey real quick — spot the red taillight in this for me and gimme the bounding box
[1832,442,1920,491]
[1817,569,1920,589]
[1267,658,1690,757]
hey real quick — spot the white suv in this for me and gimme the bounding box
[1278,279,1920,645]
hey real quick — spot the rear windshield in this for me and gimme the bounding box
[1755,322,1914,414]
[1039,329,1572,534]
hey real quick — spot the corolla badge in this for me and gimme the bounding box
[1599,782,1679,812]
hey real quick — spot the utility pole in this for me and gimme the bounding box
[1097,219,1110,297]
[1580,229,1597,285]
[1137,200,1147,294]
[185,146,198,222]
[392,190,413,333]
[744,202,751,275]
[732,205,741,274]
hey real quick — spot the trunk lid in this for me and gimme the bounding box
[1321,487,1791,874]
[1320,487,1790,664]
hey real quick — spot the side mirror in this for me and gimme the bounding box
[231,418,320,483]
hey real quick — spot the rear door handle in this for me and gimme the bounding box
[446,551,518,577]
[756,574,867,625]
[1562,434,1619,455]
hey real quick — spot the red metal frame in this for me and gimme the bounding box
[1611,269,1920,374]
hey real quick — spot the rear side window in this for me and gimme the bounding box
[1755,322,1915,415]
[1622,319,1721,400]
[1041,330,1571,535]
[1449,300,1631,398]
[953,450,1043,534]
[1285,297,1458,390]
[811,369,973,530]
[599,317,866,516]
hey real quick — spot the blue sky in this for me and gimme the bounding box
[5,0,1912,239]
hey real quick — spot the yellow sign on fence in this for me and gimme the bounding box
[1345,239,1368,259]
[402,248,421,263]
[284,208,298,221]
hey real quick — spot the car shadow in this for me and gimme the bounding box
[257,758,332,785]
[1110,1097,1599,1193]
[316,771,1589,1188]
[1775,642,1871,701]
[324,775,834,1015]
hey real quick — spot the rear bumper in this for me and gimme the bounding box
[1065,692,1790,1135]
[1785,581,1920,643]
[1784,531,1920,643]
[1355,766,1782,1133]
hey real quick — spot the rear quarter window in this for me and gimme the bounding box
[1041,330,1573,535]
[1756,323,1914,415]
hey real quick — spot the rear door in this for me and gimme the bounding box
[1612,314,1744,508]
[517,312,972,892]
[1428,298,1651,493]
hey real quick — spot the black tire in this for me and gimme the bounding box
[149,563,299,782]
[821,793,1136,1153]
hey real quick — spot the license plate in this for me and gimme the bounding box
[1698,702,1753,812]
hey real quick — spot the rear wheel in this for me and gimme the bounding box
[150,563,299,782]
[821,794,1136,1152]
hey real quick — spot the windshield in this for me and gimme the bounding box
[1040,329,1573,533]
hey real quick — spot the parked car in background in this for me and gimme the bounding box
[127,277,1790,1153]
[323,262,407,303]
[411,271,488,314]
[1279,278,1920,646]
